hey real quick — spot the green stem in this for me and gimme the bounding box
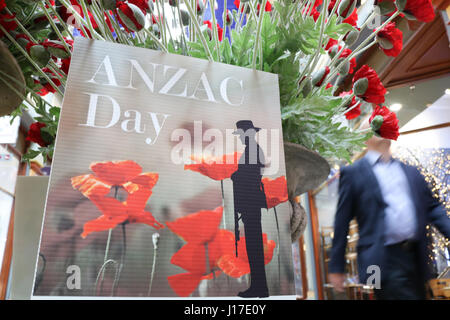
[252,0,268,69]
[273,206,280,286]
[44,0,74,40]
[184,0,214,61]
[58,0,95,40]
[38,3,72,53]
[79,0,98,39]
[143,28,168,51]
[0,70,54,107]
[155,0,167,48]
[147,246,158,296]
[209,0,221,61]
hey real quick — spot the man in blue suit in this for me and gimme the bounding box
[329,129,450,300]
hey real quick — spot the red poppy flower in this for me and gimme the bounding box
[90,160,143,186]
[257,1,272,13]
[325,83,333,89]
[376,22,403,57]
[166,206,223,244]
[203,20,223,42]
[217,233,275,278]
[127,0,150,13]
[167,213,230,297]
[302,5,320,22]
[262,176,288,209]
[81,187,164,238]
[369,105,400,140]
[116,1,145,32]
[342,8,358,27]
[26,122,50,147]
[352,65,386,104]
[403,0,435,22]
[339,91,361,120]
[0,13,18,37]
[72,160,159,199]
[184,152,241,181]
[60,58,71,74]
[339,48,357,74]
[325,38,338,51]
[34,68,62,96]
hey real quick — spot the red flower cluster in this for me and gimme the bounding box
[26,122,51,147]
[376,22,403,57]
[369,106,400,140]
[34,68,62,96]
[71,161,164,238]
[0,12,17,37]
[166,207,275,296]
[352,65,386,104]
[184,152,241,181]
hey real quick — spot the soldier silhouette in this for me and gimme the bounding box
[231,120,269,298]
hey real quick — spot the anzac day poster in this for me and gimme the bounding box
[32,38,295,298]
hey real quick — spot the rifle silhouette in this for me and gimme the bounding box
[233,189,241,257]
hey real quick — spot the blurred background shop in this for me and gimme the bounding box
[1,0,450,300]
[291,0,450,300]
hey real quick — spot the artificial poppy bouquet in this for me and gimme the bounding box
[0,0,436,162]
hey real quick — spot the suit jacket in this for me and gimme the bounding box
[329,158,450,284]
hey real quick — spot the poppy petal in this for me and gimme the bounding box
[71,174,111,198]
[166,206,223,244]
[90,160,142,186]
[81,214,128,238]
[184,152,240,181]
[90,195,127,217]
[167,272,202,297]
[123,172,159,194]
[129,210,165,229]
[171,242,206,275]
[262,176,288,209]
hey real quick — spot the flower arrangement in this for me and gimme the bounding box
[0,0,436,162]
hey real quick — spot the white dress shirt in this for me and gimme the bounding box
[365,150,418,245]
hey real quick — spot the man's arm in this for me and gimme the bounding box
[329,167,355,275]
[420,172,450,239]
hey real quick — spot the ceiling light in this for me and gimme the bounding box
[390,103,402,111]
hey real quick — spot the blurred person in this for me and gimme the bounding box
[328,121,450,300]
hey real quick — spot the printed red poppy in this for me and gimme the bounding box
[217,233,276,278]
[167,219,231,297]
[262,176,288,209]
[166,206,223,244]
[184,152,241,181]
[81,186,164,238]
